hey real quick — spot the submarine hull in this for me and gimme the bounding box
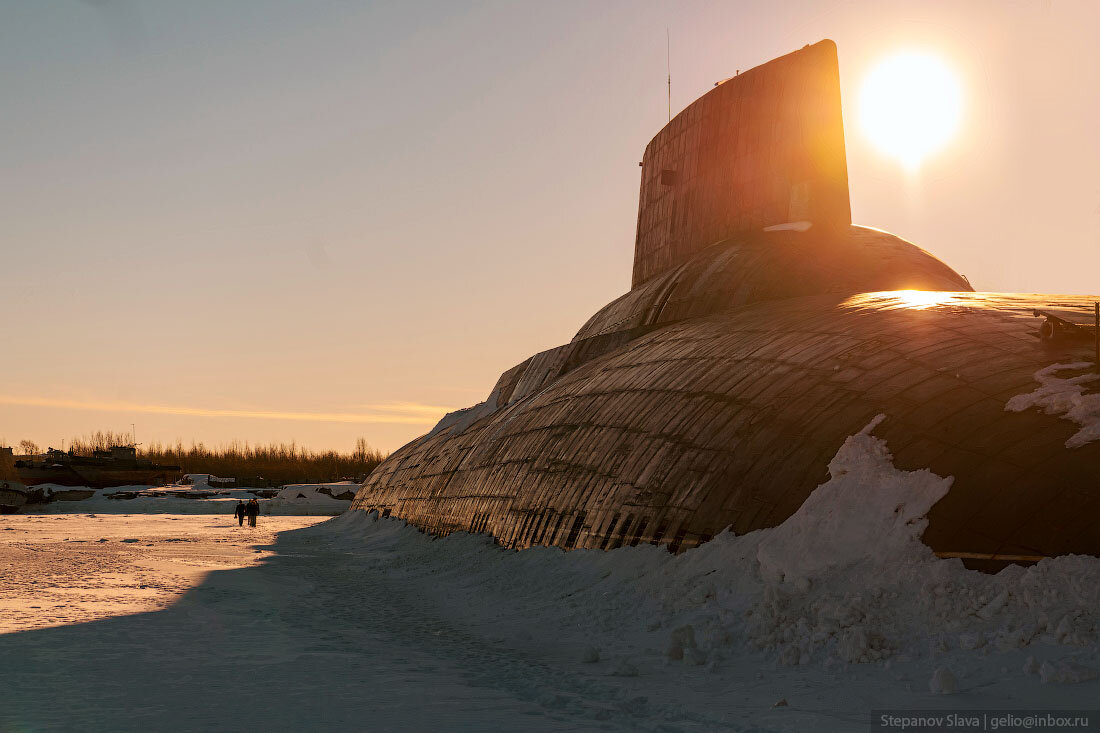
[353,290,1100,561]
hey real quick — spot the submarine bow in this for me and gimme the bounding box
[352,40,1100,564]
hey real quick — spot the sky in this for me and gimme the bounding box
[2,0,1098,455]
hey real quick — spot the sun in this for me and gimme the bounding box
[859,52,962,171]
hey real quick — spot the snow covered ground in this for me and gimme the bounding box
[2,418,1098,731]
[0,514,326,633]
[26,482,354,516]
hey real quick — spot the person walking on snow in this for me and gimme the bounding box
[233,500,246,527]
[246,498,260,528]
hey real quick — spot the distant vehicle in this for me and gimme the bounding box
[14,445,181,489]
[182,474,238,489]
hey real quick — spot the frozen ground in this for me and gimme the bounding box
[2,419,1098,731]
[27,481,355,515]
[0,514,326,633]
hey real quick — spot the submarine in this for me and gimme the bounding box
[352,40,1100,568]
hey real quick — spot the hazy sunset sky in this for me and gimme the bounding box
[2,1,1098,454]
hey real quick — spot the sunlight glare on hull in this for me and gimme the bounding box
[847,290,963,311]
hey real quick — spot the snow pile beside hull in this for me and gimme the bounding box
[1006,362,1100,447]
[328,418,1100,677]
[756,414,952,585]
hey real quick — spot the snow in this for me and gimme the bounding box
[0,514,325,633]
[2,417,1099,730]
[1040,659,1099,685]
[1006,361,1100,447]
[266,483,359,513]
[275,482,359,500]
[928,666,959,695]
[21,482,353,516]
[425,385,504,438]
[755,413,952,585]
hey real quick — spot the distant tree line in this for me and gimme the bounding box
[61,431,387,486]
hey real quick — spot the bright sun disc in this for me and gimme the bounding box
[859,52,962,171]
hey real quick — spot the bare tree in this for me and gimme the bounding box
[18,440,40,456]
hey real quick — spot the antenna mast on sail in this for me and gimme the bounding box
[666,28,671,122]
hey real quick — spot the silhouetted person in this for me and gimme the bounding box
[234,500,246,527]
[246,498,259,528]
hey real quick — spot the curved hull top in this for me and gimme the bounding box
[354,291,1100,561]
[577,225,971,343]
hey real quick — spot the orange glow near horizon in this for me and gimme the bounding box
[859,51,963,171]
[0,395,450,426]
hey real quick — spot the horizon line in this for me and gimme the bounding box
[0,395,451,425]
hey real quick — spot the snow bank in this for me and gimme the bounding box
[7,415,1094,730]
[314,416,1100,685]
[276,483,358,500]
[1006,361,1100,447]
[264,484,357,515]
[425,386,503,439]
[22,484,349,516]
[756,414,952,585]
